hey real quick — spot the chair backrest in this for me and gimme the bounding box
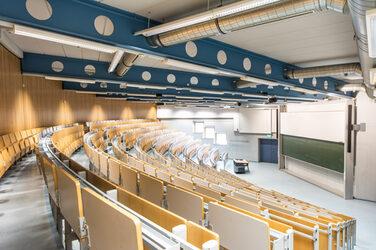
[108,158,120,185]
[2,135,11,147]
[166,185,203,224]
[139,173,164,206]
[82,187,143,250]
[120,165,138,195]
[195,185,221,201]
[208,202,270,250]
[43,157,59,205]
[224,195,260,215]
[56,168,84,236]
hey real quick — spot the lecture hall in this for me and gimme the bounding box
[0,0,376,249]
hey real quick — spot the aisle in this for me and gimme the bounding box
[0,154,63,250]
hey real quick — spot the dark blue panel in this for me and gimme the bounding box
[260,139,278,163]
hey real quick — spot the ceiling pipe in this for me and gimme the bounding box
[114,53,139,77]
[337,83,365,92]
[232,80,259,89]
[348,0,376,99]
[284,63,362,79]
[146,0,348,47]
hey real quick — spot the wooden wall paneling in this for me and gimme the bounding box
[0,45,156,134]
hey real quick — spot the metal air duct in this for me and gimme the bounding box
[348,0,376,98]
[232,80,259,89]
[147,0,348,47]
[114,53,139,77]
[284,63,362,79]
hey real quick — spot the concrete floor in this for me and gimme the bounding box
[2,151,375,249]
[0,154,62,250]
[223,160,376,250]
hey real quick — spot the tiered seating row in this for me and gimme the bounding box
[110,126,357,250]
[88,119,156,132]
[83,128,220,249]
[51,125,84,157]
[0,127,43,178]
[40,124,220,250]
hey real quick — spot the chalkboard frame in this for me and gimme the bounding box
[281,134,344,173]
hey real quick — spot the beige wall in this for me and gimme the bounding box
[0,45,156,135]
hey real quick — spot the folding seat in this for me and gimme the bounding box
[15,131,22,142]
[1,149,11,170]
[0,137,4,150]
[13,143,21,161]
[26,130,32,137]
[7,146,16,165]
[9,133,17,144]
[24,139,30,153]
[21,130,28,140]
[2,135,11,148]
[28,137,35,151]
[31,128,37,135]
[0,154,5,178]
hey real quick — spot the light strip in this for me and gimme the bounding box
[162,58,243,77]
[126,83,167,90]
[241,76,280,86]
[108,50,124,73]
[189,89,225,95]
[75,91,107,95]
[135,0,281,36]
[127,93,156,97]
[242,93,269,98]
[13,25,117,54]
[289,86,321,95]
[45,76,96,84]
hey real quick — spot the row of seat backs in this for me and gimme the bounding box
[42,145,219,250]
[0,127,43,178]
[92,128,355,250]
[125,133,353,250]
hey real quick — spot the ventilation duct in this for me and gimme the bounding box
[348,0,376,98]
[146,0,348,47]
[114,53,139,77]
[232,80,258,89]
[284,63,362,79]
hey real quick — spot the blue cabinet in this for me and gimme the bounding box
[259,139,278,163]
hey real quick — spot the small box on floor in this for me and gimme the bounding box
[233,159,249,174]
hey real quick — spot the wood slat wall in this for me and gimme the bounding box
[0,45,156,134]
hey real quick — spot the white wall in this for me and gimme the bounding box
[354,92,376,201]
[157,106,277,161]
[281,100,348,196]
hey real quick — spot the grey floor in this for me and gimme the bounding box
[0,154,62,250]
[222,160,376,250]
[2,151,375,249]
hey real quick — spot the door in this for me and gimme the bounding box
[259,139,278,163]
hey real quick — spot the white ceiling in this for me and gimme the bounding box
[213,11,358,65]
[8,32,113,62]
[98,0,358,66]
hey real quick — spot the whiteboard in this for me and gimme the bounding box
[281,111,345,143]
[238,109,271,134]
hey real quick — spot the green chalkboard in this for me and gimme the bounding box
[282,135,344,173]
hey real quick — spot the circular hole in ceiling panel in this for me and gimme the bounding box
[299,78,304,84]
[185,41,197,58]
[265,64,272,75]
[51,61,64,72]
[26,0,53,20]
[212,79,219,86]
[217,50,227,65]
[84,65,96,76]
[324,80,328,90]
[167,74,176,83]
[243,57,251,71]
[94,15,114,36]
[142,71,151,81]
[312,77,317,87]
[190,76,198,85]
